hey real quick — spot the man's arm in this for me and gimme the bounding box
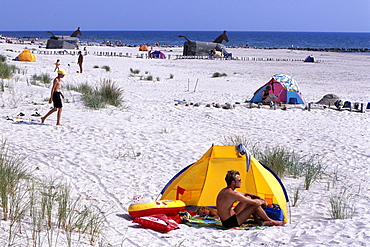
[234,191,265,206]
[244,193,261,199]
[49,79,57,103]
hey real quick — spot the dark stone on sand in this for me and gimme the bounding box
[316,94,341,105]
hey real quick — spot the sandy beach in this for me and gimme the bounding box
[1,41,370,246]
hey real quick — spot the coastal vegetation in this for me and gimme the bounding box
[212,72,227,78]
[31,73,52,85]
[67,79,123,109]
[102,65,110,72]
[0,140,107,245]
[129,68,140,74]
[221,135,325,188]
[0,55,18,79]
[329,187,357,219]
[220,135,355,219]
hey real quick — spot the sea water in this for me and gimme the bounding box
[1,30,370,49]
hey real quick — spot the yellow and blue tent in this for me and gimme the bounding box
[16,50,36,62]
[160,145,289,222]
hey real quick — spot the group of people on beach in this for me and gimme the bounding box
[41,51,84,125]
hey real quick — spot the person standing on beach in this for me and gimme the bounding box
[41,69,66,125]
[216,170,286,228]
[54,59,60,72]
[77,51,83,73]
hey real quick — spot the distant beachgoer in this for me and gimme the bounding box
[41,69,66,125]
[212,48,222,58]
[77,51,83,73]
[262,86,271,101]
[54,59,60,72]
[216,170,286,228]
[261,85,278,103]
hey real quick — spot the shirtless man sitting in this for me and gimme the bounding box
[216,170,286,228]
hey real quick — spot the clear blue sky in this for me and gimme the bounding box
[1,0,369,32]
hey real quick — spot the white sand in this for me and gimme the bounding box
[1,41,370,246]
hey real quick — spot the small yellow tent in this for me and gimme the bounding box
[17,50,36,62]
[139,45,148,51]
[160,145,289,222]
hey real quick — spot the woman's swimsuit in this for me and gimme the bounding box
[53,92,63,108]
[221,214,239,228]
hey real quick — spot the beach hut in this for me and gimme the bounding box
[46,36,79,49]
[160,145,289,222]
[250,74,305,104]
[16,50,36,62]
[182,40,228,56]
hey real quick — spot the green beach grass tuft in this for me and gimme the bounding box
[69,79,123,109]
[31,73,52,85]
[0,62,17,79]
[0,54,6,63]
[329,187,357,219]
[130,68,140,74]
[102,65,110,72]
[212,72,227,78]
[0,139,107,244]
[0,140,30,221]
[99,78,123,106]
[221,135,325,187]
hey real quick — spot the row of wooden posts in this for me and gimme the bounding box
[36,50,313,62]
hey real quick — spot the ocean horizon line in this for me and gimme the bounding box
[2,30,370,50]
[1,30,370,34]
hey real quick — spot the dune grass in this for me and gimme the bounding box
[0,54,6,63]
[0,79,4,92]
[221,135,326,189]
[212,72,227,78]
[0,139,107,245]
[31,73,52,85]
[130,68,140,74]
[0,140,30,221]
[68,79,123,109]
[102,65,110,72]
[329,187,357,219]
[0,62,17,79]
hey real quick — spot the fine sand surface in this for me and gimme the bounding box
[1,42,370,246]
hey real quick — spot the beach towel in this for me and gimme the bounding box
[179,211,267,230]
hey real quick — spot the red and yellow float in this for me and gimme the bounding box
[128,199,186,218]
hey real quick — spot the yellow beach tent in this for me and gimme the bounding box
[17,50,36,62]
[160,145,289,222]
[139,45,148,51]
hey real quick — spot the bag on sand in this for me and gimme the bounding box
[133,214,180,232]
[264,204,284,221]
